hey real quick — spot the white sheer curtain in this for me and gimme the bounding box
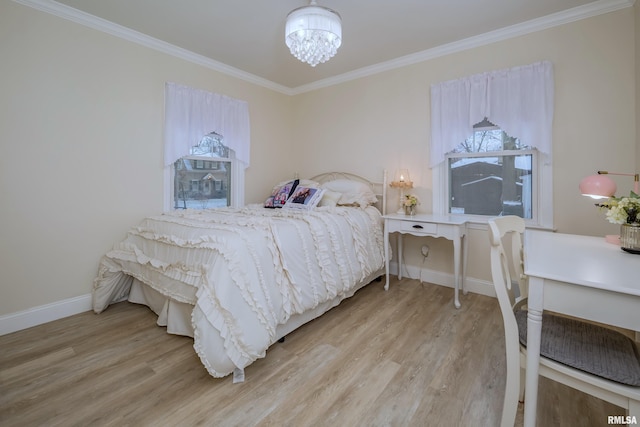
[164,82,250,168]
[430,61,554,167]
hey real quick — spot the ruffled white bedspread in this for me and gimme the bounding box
[92,204,384,377]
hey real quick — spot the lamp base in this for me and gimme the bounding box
[605,234,620,245]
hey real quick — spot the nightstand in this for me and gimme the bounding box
[383,213,469,308]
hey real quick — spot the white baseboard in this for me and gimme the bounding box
[0,293,92,336]
[390,261,496,298]
[1,264,494,336]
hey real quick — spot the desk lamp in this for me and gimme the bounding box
[579,170,639,199]
[579,170,640,245]
[389,169,413,214]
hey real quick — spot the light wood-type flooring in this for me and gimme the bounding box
[0,278,626,426]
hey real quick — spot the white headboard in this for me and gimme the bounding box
[309,171,388,215]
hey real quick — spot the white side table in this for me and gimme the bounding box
[383,213,469,308]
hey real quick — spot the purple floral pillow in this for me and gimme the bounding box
[264,179,299,208]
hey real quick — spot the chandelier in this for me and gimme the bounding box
[285,0,342,67]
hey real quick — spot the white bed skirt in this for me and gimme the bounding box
[127,268,383,346]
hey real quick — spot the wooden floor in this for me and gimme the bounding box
[0,278,625,427]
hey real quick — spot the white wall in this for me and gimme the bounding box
[0,2,294,321]
[291,7,636,284]
[0,2,637,330]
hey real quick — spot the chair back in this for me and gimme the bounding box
[488,215,527,427]
[488,216,527,304]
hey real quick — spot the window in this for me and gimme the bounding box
[430,61,554,229]
[447,120,535,219]
[163,83,249,212]
[434,119,552,228]
[170,132,235,210]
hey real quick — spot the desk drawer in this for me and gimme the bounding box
[400,221,438,235]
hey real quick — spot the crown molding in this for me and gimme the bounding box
[12,0,295,95]
[13,0,635,96]
[290,0,635,94]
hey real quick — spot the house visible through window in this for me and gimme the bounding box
[173,132,232,209]
[446,119,536,219]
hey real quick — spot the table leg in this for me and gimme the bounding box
[384,221,390,290]
[397,234,403,280]
[462,231,468,295]
[452,229,461,308]
[523,276,544,427]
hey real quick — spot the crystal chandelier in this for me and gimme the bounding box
[285,0,342,67]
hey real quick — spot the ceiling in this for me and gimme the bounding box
[33,0,632,93]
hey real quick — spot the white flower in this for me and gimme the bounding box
[598,191,640,224]
[404,194,419,207]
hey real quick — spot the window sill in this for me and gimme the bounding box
[444,213,555,231]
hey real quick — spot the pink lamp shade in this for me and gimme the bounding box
[579,174,617,199]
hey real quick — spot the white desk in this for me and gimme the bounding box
[523,230,640,427]
[383,213,468,308]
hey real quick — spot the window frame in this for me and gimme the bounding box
[433,144,553,229]
[163,148,244,211]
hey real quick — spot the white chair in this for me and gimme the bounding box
[488,216,640,427]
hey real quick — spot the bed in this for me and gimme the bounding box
[92,172,387,381]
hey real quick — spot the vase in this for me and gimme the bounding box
[404,205,415,216]
[620,223,640,254]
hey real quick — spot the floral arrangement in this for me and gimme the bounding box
[597,191,640,224]
[404,194,419,207]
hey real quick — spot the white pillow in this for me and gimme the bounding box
[317,190,342,207]
[320,179,378,207]
[283,187,325,210]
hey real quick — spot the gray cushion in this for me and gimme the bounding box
[515,309,640,387]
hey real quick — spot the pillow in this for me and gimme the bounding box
[320,179,378,207]
[283,187,325,210]
[264,179,299,208]
[318,190,342,207]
